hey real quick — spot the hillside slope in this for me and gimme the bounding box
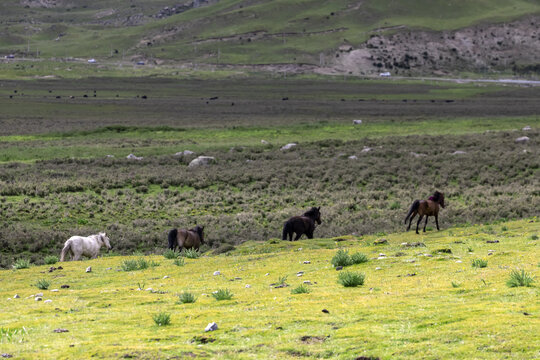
[1,0,539,75]
[0,219,538,359]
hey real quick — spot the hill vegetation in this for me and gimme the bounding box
[1,0,539,75]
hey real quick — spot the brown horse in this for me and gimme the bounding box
[168,225,205,251]
[404,191,446,234]
[282,207,322,241]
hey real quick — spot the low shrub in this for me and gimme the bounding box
[173,258,185,266]
[212,289,233,300]
[291,285,311,294]
[181,249,200,259]
[163,250,178,259]
[13,259,30,270]
[44,255,59,265]
[121,258,158,271]
[178,292,197,304]
[152,312,171,326]
[472,259,488,268]
[350,252,369,264]
[35,279,50,290]
[331,249,352,267]
[506,269,535,287]
[338,271,365,287]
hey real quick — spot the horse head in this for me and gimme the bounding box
[196,226,205,244]
[305,207,322,225]
[99,232,112,250]
[433,191,445,208]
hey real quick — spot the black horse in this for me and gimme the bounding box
[404,191,446,234]
[282,207,322,241]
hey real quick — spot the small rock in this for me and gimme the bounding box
[175,150,195,157]
[57,266,63,270]
[424,254,433,257]
[189,156,216,167]
[106,154,114,158]
[456,260,463,263]
[265,273,270,276]
[106,267,112,270]
[234,277,242,280]
[361,146,372,153]
[280,143,297,151]
[451,150,467,155]
[126,153,143,160]
[297,273,303,277]
[378,253,386,257]
[145,288,154,292]
[261,140,269,145]
[35,297,43,301]
[245,284,251,288]
[303,261,311,264]
[322,309,330,313]
[410,152,427,158]
[51,289,59,292]
[515,136,529,143]
[7,298,11,301]
[335,266,343,271]
[44,299,53,303]
[374,238,388,245]
[303,280,312,285]
[205,322,218,332]
[13,294,20,299]
[213,271,221,276]
[348,155,358,160]
[36,292,43,297]
[353,119,362,125]
[86,266,92,273]
[375,267,382,270]
[297,248,303,251]
[61,285,70,289]
[1,353,13,358]
[522,126,531,131]
[486,240,499,243]
[53,328,69,333]
[163,275,170,279]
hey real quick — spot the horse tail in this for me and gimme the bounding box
[282,221,291,240]
[168,229,178,250]
[405,200,420,224]
[60,240,71,262]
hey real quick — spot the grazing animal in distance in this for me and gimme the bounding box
[282,207,322,241]
[404,191,446,234]
[60,232,111,261]
[168,226,205,252]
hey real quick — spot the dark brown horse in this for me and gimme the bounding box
[405,191,446,234]
[282,207,322,241]
[168,225,205,251]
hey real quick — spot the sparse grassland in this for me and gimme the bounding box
[0,219,537,359]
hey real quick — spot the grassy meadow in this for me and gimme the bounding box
[0,219,538,359]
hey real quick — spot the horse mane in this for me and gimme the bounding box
[431,191,441,202]
[190,226,204,238]
[303,207,319,218]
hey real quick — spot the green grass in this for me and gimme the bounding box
[506,269,535,287]
[34,279,50,290]
[12,259,30,270]
[0,219,538,358]
[472,259,488,268]
[152,312,171,326]
[177,292,197,304]
[291,284,311,294]
[337,271,365,287]
[44,256,59,265]
[212,288,234,301]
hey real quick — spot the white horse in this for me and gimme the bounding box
[60,232,111,261]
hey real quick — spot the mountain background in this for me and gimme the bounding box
[1,0,539,76]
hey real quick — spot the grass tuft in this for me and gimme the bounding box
[337,271,365,287]
[506,269,535,287]
[44,255,59,265]
[331,249,352,267]
[35,279,50,290]
[212,288,233,301]
[350,252,369,264]
[121,258,158,271]
[173,257,185,266]
[163,250,178,259]
[291,285,311,294]
[178,292,197,304]
[472,259,488,268]
[152,312,171,326]
[13,259,31,269]
[181,249,200,259]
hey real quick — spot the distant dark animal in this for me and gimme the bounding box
[282,207,322,241]
[168,226,205,251]
[404,191,446,234]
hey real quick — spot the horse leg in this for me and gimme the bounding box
[416,215,423,234]
[406,212,416,231]
[423,216,429,232]
[435,215,440,231]
[294,232,302,241]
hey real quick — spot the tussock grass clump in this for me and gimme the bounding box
[451,281,461,288]
[0,327,28,342]
[337,271,365,287]
[173,258,185,266]
[178,292,197,304]
[35,279,50,290]
[13,259,30,269]
[163,250,178,259]
[181,249,200,259]
[212,289,233,301]
[331,249,352,267]
[472,259,488,268]
[291,285,311,294]
[332,250,368,267]
[121,258,158,271]
[506,269,535,288]
[350,252,369,264]
[152,312,171,326]
[531,234,538,240]
[44,255,59,265]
